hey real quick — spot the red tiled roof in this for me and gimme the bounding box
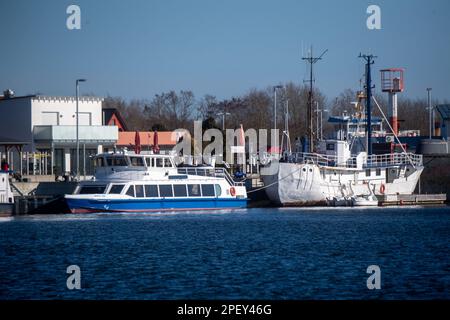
[117,131,182,146]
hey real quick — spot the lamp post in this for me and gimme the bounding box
[76,78,86,180]
[427,88,432,139]
[217,112,231,131]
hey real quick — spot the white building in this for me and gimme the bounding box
[0,94,118,177]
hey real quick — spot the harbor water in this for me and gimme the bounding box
[0,206,449,299]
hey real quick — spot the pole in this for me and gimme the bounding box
[315,101,319,142]
[359,54,376,156]
[427,88,432,139]
[75,79,86,180]
[76,81,79,180]
[302,47,327,152]
[274,88,277,132]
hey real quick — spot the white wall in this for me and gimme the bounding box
[31,96,103,126]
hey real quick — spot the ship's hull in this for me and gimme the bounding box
[261,160,423,206]
[66,197,247,213]
[0,203,14,216]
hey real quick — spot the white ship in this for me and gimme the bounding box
[0,172,14,216]
[260,56,424,206]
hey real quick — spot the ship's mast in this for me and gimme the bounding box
[302,46,327,152]
[359,53,377,156]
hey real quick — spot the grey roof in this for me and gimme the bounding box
[436,104,450,120]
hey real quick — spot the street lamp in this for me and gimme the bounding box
[427,88,432,139]
[76,78,86,180]
[217,112,231,131]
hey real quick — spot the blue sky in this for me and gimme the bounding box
[1,0,449,102]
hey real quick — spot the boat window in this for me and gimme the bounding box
[159,185,173,197]
[376,168,381,176]
[164,158,172,168]
[145,157,153,167]
[173,184,187,197]
[201,184,215,197]
[95,157,104,167]
[107,156,127,166]
[109,184,125,194]
[79,185,106,194]
[187,184,201,196]
[365,169,371,177]
[126,185,135,197]
[214,184,222,197]
[155,158,164,167]
[130,157,145,166]
[145,185,159,197]
[135,185,145,197]
[326,143,335,151]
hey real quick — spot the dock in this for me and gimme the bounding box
[380,193,447,206]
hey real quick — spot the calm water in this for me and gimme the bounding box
[0,206,449,300]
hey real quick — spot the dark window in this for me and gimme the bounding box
[365,169,371,177]
[155,158,164,167]
[79,185,106,194]
[376,168,381,176]
[145,185,158,197]
[96,157,104,167]
[173,184,187,197]
[145,157,153,167]
[159,185,173,197]
[164,158,172,167]
[201,184,215,197]
[135,185,145,197]
[215,184,222,197]
[188,184,201,196]
[113,157,127,167]
[130,157,145,166]
[106,158,113,166]
[109,184,125,194]
[126,185,135,197]
[326,143,335,151]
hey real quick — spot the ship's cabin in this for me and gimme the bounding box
[94,153,176,170]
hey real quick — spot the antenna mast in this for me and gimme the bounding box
[359,53,377,156]
[302,46,328,152]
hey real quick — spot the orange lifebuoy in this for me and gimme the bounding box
[380,184,385,194]
[230,187,236,197]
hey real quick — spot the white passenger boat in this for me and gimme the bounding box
[65,152,248,213]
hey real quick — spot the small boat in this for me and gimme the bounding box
[351,184,379,207]
[351,195,379,207]
[65,151,248,213]
[0,172,14,216]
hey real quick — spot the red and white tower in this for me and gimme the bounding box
[380,68,404,136]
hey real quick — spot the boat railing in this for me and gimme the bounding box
[282,152,422,168]
[177,167,244,186]
[178,167,244,186]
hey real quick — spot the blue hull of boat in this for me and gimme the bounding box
[66,197,248,213]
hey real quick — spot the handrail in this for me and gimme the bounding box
[280,152,422,169]
[177,167,244,186]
